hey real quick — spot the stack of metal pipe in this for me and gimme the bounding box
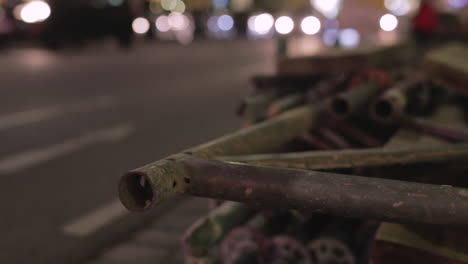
[118,42,468,263]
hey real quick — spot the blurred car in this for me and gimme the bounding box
[42,0,135,49]
[0,0,135,49]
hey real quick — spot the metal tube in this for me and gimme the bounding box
[122,158,468,226]
[119,104,323,211]
[182,201,254,257]
[306,73,349,103]
[404,117,468,143]
[239,93,276,124]
[266,93,304,118]
[315,127,354,149]
[189,104,322,159]
[329,121,382,147]
[118,86,386,211]
[370,76,424,123]
[328,83,381,120]
[218,143,468,171]
[300,132,335,150]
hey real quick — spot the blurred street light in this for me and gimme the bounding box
[162,0,177,11]
[253,13,274,35]
[217,14,234,31]
[380,14,398,31]
[132,17,150,34]
[301,16,321,35]
[275,16,294,35]
[19,1,51,24]
[384,0,420,16]
[338,28,360,48]
[311,0,342,19]
[323,28,338,46]
[168,12,190,31]
[156,15,171,32]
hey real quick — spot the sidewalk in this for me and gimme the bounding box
[85,198,210,264]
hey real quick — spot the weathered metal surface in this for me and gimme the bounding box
[239,93,276,124]
[329,121,382,147]
[119,83,397,211]
[277,51,367,76]
[186,159,468,226]
[404,116,468,143]
[300,132,336,150]
[219,143,468,171]
[308,238,356,264]
[263,236,311,264]
[328,83,381,120]
[119,104,323,211]
[182,202,255,258]
[123,157,468,226]
[315,127,354,149]
[306,73,350,103]
[266,93,304,118]
[373,222,468,263]
[189,104,322,159]
[424,42,468,97]
[370,76,425,123]
[277,42,415,76]
[220,227,265,264]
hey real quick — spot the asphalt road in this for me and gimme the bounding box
[0,39,275,264]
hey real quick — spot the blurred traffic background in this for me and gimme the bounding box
[1,0,465,49]
[1,0,468,264]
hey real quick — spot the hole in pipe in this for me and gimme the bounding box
[331,98,349,117]
[374,100,393,119]
[119,172,154,211]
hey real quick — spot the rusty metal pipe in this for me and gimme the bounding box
[300,132,336,150]
[328,83,381,120]
[404,117,468,143]
[306,73,349,103]
[219,143,468,171]
[266,93,304,118]
[329,121,382,147]
[119,103,323,211]
[315,127,354,149]
[370,76,424,123]
[118,87,390,211]
[121,158,468,227]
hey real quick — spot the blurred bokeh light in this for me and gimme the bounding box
[301,16,321,35]
[275,16,294,35]
[132,17,151,34]
[380,14,398,31]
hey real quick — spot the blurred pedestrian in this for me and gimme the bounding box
[412,0,439,44]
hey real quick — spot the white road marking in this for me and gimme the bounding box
[0,123,134,174]
[63,199,128,237]
[0,96,117,131]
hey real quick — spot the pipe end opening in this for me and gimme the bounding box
[374,100,394,121]
[331,98,349,118]
[119,171,155,211]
